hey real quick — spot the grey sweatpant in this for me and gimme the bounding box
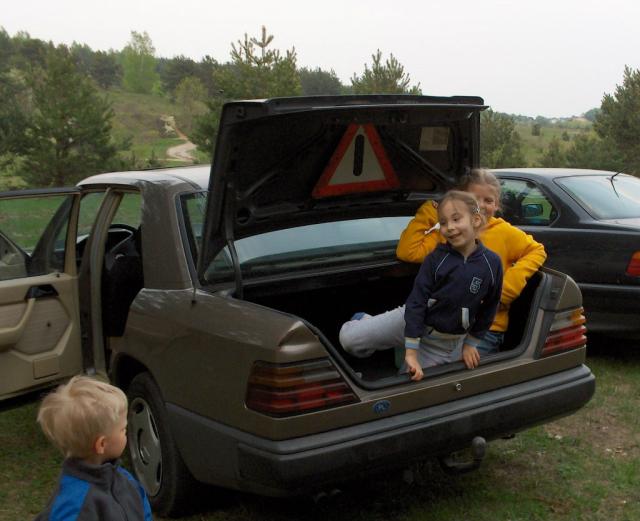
[339,306,406,358]
[339,305,464,368]
[339,305,501,368]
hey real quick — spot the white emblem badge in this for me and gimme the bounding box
[470,277,482,294]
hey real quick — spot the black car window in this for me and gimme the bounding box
[499,178,557,226]
[556,174,640,220]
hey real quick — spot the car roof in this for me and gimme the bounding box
[492,168,618,178]
[78,164,211,190]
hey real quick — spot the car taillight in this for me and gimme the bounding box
[246,359,359,417]
[625,252,640,276]
[541,307,587,357]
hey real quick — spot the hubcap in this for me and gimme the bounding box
[128,397,162,495]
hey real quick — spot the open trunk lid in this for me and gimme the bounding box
[198,95,486,282]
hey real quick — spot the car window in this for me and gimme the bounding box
[205,217,411,282]
[77,192,106,237]
[499,178,557,226]
[0,194,75,281]
[181,191,207,261]
[181,191,411,281]
[555,174,640,220]
[112,192,142,227]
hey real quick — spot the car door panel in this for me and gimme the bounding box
[0,273,83,396]
[0,190,84,400]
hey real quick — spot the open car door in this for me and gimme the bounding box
[0,188,83,400]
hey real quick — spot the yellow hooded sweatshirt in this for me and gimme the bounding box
[396,200,547,332]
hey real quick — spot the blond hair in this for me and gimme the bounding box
[458,168,502,200]
[438,190,487,228]
[37,376,127,458]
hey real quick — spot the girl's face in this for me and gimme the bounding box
[438,199,482,255]
[468,183,499,219]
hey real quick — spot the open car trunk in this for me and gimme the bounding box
[240,260,543,383]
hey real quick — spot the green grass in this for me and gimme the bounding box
[516,122,595,166]
[0,195,70,250]
[0,192,142,252]
[2,342,638,521]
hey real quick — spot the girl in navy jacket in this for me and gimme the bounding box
[404,190,502,381]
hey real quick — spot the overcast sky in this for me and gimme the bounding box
[3,0,639,118]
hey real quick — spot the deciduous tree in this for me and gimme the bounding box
[175,76,207,134]
[121,31,159,94]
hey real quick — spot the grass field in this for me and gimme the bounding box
[1,340,637,521]
[516,122,594,166]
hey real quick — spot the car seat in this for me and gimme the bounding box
[101,227,144,337]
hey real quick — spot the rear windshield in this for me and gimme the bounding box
[555,174,640,220]
[207,217,410,282]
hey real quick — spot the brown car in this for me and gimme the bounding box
[0,96,594,516]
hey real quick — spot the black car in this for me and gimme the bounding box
[494,168,640,339]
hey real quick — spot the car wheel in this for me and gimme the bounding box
[127,372,195,517]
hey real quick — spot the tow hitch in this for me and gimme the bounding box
[438,436,486,475]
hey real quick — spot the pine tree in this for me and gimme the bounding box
[480,110,525,168]
[351,50,421,94]
[594,66,640,174]
[23,47,117,187]
[191,26,301,154]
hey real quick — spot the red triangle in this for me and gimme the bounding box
[312,124,399,198]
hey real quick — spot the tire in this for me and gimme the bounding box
[127,372,196,517]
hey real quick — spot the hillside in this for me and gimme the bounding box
[103,88,209,167]
[515,119,594,165]
[102,89,595,169]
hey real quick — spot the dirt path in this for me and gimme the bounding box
[161,115,197,163]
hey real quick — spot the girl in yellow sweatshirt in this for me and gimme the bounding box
[339,169,546,362]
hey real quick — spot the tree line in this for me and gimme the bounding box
[1,26,638,188]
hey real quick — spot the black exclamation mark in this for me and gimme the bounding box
[353,134,364,177]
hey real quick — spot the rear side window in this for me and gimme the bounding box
[556,174,640,220]
[500,178,557,226]
[180,192,207,263]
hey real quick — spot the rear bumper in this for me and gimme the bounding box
[168,364,594,496]
[580,282,640,336]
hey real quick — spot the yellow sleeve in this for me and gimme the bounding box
[500,225,547,306]
[396,201,444,263]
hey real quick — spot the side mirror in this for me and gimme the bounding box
[522,203,543,218]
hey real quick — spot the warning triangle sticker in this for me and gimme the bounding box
[312,124,400,198]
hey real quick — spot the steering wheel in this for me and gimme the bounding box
[104,224,140,270]
[109,223,137,233]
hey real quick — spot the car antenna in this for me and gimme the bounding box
[610,172,622,198]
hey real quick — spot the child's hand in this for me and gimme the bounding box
[405,349,424,381]
[462,344,480,369]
